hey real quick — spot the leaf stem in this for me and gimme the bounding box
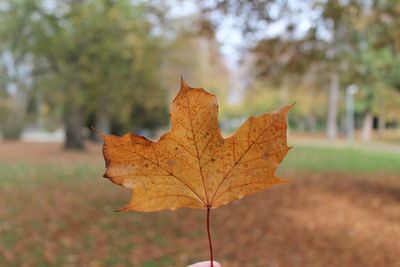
[206,205,214,267]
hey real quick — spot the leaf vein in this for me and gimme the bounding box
[210,113,282,204]
[106,139,205,205]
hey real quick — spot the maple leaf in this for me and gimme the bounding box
[101,78,292,212]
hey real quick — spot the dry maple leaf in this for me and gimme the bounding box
[101,78,292,212]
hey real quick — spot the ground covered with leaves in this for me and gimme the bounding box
[1,141,399,267]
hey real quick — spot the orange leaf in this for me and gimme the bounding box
[102,79,292,212]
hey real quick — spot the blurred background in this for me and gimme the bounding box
[0,0,399,266]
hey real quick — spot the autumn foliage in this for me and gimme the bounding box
[101,79,292,212]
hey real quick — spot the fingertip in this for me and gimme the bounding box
[187,261,221,267]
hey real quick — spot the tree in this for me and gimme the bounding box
[159,14,230,105]
[0,0,168,148]
[0,1,35,139]
[347,0,400,140]
[199,0,400,139]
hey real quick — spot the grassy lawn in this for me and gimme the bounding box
[1,143,399,267]
[279,144,400,173]
[1,144,399,184]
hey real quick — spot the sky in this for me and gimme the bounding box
[168,1,243,68]
[168,0,319,70]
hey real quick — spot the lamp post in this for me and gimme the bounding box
[346,85,358,144]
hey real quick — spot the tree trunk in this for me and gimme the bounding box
[378,105,385,138]
[361,110,373,141]
[326,72,340,140]
[64,105,85,150]
[307,113,317,132]
[280,82,289,105]
[93,111,110,142]
[281,82,290,137]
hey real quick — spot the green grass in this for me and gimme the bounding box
[279,145,400,173]
[1,145,399,188]
[0,163,100,185]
